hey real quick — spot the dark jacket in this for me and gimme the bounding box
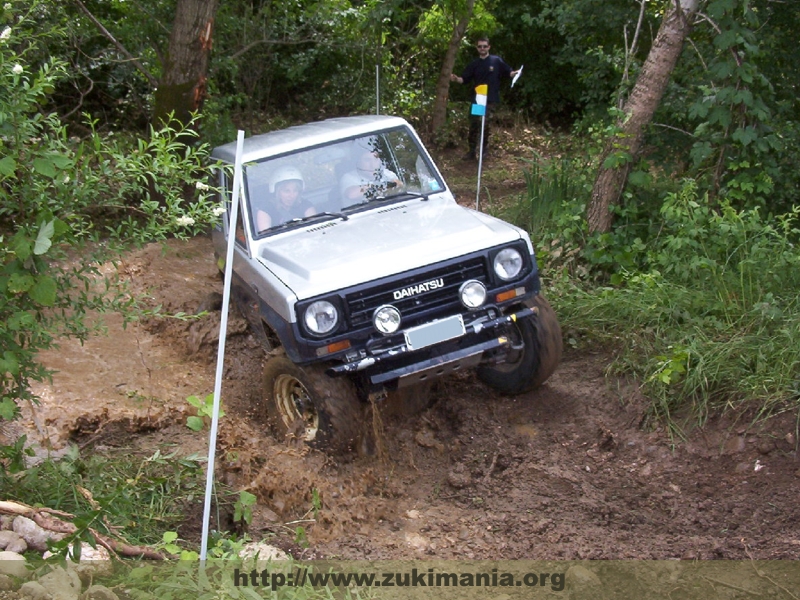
[460,55,513,104]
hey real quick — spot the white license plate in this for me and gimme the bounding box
[404,315,466,351]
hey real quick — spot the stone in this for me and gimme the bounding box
[6,537,27,554]
[13,516,54,552]
[757,439,776,455]
[0,550,29,578]
[446,463,472,489]
[80,585,119,600]
[722,436,746,454]
[20,581,51,600]
[238,541,290,562]
[42,544,112,582]
[566,565,602,593]
[38,566,82,600]
[0,573,16,591]
[0,530,22,550]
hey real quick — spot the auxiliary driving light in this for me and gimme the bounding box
[459,280,487,309]
[373,305,402,334]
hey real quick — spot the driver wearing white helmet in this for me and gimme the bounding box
[256,165,316,231]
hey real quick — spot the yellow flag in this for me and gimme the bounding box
[475,84,488,96]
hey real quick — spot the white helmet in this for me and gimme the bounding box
[268,165,304,193]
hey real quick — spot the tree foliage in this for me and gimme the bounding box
[1,2,220,421]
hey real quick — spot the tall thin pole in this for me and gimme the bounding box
[475,114,486,211]
[200,130,244,561]
[376,65,380,115]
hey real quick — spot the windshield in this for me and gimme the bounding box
[243,127,444,237]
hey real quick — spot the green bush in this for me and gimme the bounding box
[1,3,221,424]
[561,180,800,426]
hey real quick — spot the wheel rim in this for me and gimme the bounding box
[495,322,526,372]
[273,374,319,442]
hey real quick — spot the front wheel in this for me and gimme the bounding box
[477,294,562,395]
[263,355,362,454]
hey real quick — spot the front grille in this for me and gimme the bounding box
[345,257,488,328]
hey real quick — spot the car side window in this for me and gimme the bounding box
[221,170,248,249]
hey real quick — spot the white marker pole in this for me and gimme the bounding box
[200,130,245,562]
[476,114,486,211]
[473,87,488,211]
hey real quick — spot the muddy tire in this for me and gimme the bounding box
[263,355,362,453]
[477,294,562,394]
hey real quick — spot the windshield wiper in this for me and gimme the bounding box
[300,211,349,223]
[369,190,430,203]
[262,211,348,235]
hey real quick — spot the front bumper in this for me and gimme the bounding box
[326,305,535,388]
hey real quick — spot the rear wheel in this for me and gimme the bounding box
[477,295,562,394]
[263,355,362,453]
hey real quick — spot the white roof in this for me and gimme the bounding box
[211,115,410,164]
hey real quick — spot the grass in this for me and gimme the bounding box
[503,158,800,432]
[0,443,207,548]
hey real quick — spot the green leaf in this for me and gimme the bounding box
[0,399,18,420]
[7,272,35,293]
[0,156,16,177]
[29,275,57,306]
[186,416,205,431]
[0,352,20,376]
[164,543,181,555]
[238,491,256,507]
[732,127,758,146]
[33,157,57,178]
[9,234,31,262]
[50,154,74,169]
[627,170,651,188]
[714,30,738,51]
[34,220,55,255]
[162,531,179,544]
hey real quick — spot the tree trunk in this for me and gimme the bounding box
[152,0,219,130]
[430,0,476,140]
[587,0,702,234]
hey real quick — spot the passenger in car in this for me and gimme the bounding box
[339,142,402,205]
[256,166,316,231]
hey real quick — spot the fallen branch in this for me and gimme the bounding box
[0,499,167,560]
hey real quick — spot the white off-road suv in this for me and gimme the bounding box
[211,115,561,452]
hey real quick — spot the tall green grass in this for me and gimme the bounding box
[508,162,800,429]
[500,155,591,241]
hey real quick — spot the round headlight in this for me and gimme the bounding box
[493,248,523,280]
[459,280,487,309]
[304,300,338,335]
[373,305,401,334]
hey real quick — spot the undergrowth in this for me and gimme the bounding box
[0,442,208,550]
[503,158,800,432]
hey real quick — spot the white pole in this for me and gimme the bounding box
[475,114,486,211]
[200,130,245,561]
[376,65,380,115]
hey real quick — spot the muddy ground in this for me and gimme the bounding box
[19,144,800,562]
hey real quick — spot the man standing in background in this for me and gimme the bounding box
[451,37,519,161]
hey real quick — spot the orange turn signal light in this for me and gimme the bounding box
[495,287,525,303]
[317,340,351,356]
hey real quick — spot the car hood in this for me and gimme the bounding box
[256,199,527,300]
